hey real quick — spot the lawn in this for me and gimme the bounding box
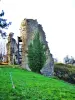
[0,65,75,100]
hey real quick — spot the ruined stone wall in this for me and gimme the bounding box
[6,33,18,64]
[20,19,30,70]
[20,19,54,76]
[6,33,12,64]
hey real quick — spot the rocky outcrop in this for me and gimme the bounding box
[20,19,54,76]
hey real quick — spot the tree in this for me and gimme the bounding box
[28,32,46,73]
[0,53,2,64]
[0,10,11,38]
[64,55,75,65]
[54,58,58,63]
[63,55,69,64]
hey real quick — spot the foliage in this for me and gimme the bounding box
[54,58,58,63]
[0,66,75,100]
[54,63,75,84]
[0,10,11,38]
[0,53,2,63]
[28,32,46,73]
[64,55,75,65]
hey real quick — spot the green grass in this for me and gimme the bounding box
[0,65,75,100]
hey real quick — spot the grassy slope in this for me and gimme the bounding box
[0,66,75,100]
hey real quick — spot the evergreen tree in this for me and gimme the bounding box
[28,32,46,73]
[0,10,11,38]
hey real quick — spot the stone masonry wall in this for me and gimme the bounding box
[6,33,18,64]
[20,19,54,76]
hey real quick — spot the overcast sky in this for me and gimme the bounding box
[0,0,75,62]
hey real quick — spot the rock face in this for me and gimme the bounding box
[6,33,18,64]
[20,19,54,76]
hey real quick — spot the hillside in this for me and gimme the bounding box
[54,63,75,83]
[0,65,75,100]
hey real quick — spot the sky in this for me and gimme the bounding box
[0,0,75,62]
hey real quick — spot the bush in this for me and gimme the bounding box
[28,32,46,73]
[54,63,75,84]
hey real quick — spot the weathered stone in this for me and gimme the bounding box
[40,54,54,76]
[20,19,54,76]
[6,32,18,64]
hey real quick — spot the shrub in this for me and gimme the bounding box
[54,63,75,84]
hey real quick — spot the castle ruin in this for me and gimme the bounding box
[19,19,54,76]
[6,19,54,76]
[6,32,18,64]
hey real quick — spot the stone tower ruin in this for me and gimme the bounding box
[19,19,54,76]
[6,32,18,64]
